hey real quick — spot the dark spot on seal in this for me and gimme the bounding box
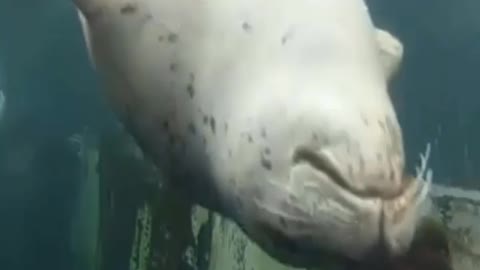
[187,83,194,98]
[281,33,292,45]
[169,63,177,72]
[242,22,252,32]
[188,123,196,134]
[359,156,365,172]
[362,115,370,126]
[378,120,386,132]
[247,135,253,143]
[144,14,153,21]
[261,157,272,170]
[203,115,209,125]
[264,147,271,155]
[312,133,319,141]
[167,33,178,43]
[228,149,232,157]
[209,117,216,134]
[281,30,294,45]
[389,169,395,181]
[224,123,228,133]
[261,127,267,138]
[376,152,382,161]
[186,73,195,97]
[120,3,137,14]
[158,35,165,42]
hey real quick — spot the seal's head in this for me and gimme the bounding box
[74,0,431,266]
[231,131,432,267]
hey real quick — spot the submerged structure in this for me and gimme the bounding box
[72,129,478,270]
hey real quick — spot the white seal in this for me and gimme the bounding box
[74,0,430,266]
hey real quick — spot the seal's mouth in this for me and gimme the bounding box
[292,145,408,199]
[249,144,432,263]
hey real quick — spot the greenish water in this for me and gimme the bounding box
[0,1,479,270]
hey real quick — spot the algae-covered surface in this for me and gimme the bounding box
[96,130,194,270]
[430,185,480,270]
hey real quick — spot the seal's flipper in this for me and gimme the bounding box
[375,28,404,81]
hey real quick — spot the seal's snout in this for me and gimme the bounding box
[290,143,394,201]
[247,141,432,265]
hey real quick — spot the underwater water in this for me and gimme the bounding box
[0,0,479,270]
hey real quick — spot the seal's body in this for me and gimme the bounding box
[74,0,429,266]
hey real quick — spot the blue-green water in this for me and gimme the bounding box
[0,1,479,270]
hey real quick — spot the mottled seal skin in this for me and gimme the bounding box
[74,0,431,266]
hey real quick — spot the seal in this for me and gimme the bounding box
[74,0,431,266]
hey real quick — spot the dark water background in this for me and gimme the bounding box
[0,0,479,270]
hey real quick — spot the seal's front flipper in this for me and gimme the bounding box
[375,28,404,81]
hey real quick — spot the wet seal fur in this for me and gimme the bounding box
[74,0,431,266]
